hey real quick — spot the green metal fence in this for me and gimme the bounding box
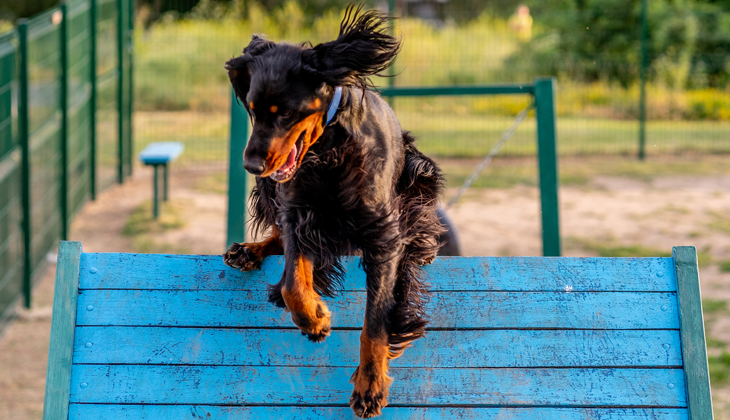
[226,78,562,257]
[0,0,133,329]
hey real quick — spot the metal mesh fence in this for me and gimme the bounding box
[26,9,64,280]
[96,0,120,191]
[0,0,133,327]
[0,31,23,326]
[66,0,94,218]
[132,1,730,174]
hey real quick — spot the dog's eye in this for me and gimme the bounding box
[279,110,293,118]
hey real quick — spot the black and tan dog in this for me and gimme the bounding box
[223,5,443,418]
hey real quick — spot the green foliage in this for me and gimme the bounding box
[0,0,58,20]
[134,2,730,121]
[503,0,730,89]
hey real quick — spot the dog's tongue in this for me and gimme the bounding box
[272,143,297,179]
[282,143,297,171]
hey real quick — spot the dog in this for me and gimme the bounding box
[223,5,444,418]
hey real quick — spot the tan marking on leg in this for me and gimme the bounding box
[242,226,283,258]
[349,320,393,418]
[281,255,331,341]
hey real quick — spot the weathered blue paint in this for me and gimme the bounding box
[673,246,714,419]
[45,249,712,418]
[79,253,678,292]
[67,406,690,420]
[43,241,82,420]
[69,365,686,406]
[75,289,680,329]
[73,327,682,367]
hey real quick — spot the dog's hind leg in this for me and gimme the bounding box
[280,254,332,343]
[223,226,283,271]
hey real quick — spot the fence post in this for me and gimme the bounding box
[116,0,125,183]
[386,0,396,107]
[90,0,97,199]
[127,0,134,176]
[18,20,31,308]
[226,90,248,246]
[638,0,648,160]
[534,77,561,257]
[60,4,69,240]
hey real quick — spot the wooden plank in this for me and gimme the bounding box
[79,254,678,292]
[43,241,82,420]
[69,365,686,407]
[73,327,682,368]
[673,246,714,420]
[75,290,680,329]
[68,405,690,420]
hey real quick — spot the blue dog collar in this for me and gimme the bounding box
[325,86,342,126]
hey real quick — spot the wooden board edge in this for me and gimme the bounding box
[673,246,714,420]
[43,241,83,420]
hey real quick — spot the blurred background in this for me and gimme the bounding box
[1,0,730,418]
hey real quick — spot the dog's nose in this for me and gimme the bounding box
[244,156,267,175]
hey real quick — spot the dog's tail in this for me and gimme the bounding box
[386,132,445,358]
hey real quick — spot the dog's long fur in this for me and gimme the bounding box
[223,5,444,418]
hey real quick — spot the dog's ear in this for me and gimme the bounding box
[225,35,275,105]
[302,4,400,89]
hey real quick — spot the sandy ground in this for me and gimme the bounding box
[1,167,729,418]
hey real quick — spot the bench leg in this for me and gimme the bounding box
[163,164,169,201]
[153,164,160,219]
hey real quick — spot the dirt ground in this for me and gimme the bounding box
[1,165,729,419]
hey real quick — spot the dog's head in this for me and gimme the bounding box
[226,4,400,182]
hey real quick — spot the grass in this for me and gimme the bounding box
[703,299,728,314]
[122,200,186,236]
[584,243,671,258]
[568,238,713,267]
[709,352,730,386]
[193,172,228,195]
[131,237,191,254]
[135,110,730,172]
[707,337,727,348]
[707,211,730,236]
[719,260,730,273]
[122,200,190,254]
[435,155,730,191]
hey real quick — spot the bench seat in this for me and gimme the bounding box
[44,242,713,419]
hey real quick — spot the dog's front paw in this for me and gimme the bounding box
[292,306,331,343]
[349,365,392,418]
[223,242,262,271]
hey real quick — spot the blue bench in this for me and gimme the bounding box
[43,242,714,419]
[138,142,184,218]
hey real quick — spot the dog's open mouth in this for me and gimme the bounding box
[269,138,303,182]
